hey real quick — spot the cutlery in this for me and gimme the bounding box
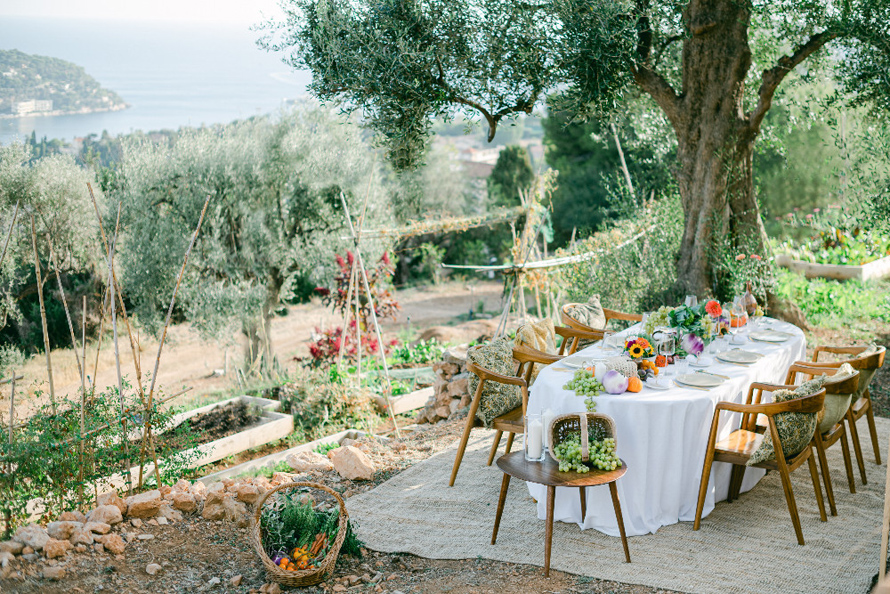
[696,370,730,380]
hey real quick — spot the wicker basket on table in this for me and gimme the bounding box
[549,413,617,466]
[250,481,348,588]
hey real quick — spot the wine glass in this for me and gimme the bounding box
[658,329,677,375]
[685,295,698,308]
[733,301,749,342]
[723,302,737,342]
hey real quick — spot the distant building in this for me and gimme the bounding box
[13,99,53,115]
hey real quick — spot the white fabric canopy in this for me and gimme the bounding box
[526,319,807,537]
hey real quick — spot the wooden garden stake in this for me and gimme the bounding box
[46,232,84,384]
[29,214,55,413]
[339,193,400,438]
[79,295,87,505]
[336,257,357,372]
[0,200,19,272]
[105,203,130,494]
[355,264,362,386]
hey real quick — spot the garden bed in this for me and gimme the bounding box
[99,395,293,492]
[776,253,890,281]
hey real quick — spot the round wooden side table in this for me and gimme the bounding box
[492,450,630,577]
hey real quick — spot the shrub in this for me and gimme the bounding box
[0,381,200,535]
[774,269,890,327]
[555,194,683,314]
[280,368,379,440]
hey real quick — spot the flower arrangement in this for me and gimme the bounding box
[704,300,722,318]
[624,336,654,359]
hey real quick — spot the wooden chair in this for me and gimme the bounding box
[811,345,886,484]
[782,363,860,516]
[555,326,610,356]
[693,385,827,545]
[560,303,642,334]
[449,347,558,486]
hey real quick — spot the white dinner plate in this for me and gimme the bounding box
[645,378,671,390]
[689,356,715,368]
[749,330,792,343]
[717,349,762,364]
[675,373,724,388]
[561,355,589,369]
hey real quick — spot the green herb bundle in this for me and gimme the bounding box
[260,489,363,561]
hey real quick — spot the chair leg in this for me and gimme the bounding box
[579,487,586,522]
[449,413,477,487]
[814,436,837,516]
[693,451,715,531]
[846,408,868,485]
[727,464,745,502]
[491,473,511,545]
[504,432,515,456]
[866,401,882,465]
[487,431,504,466]
[839,424,856,494]
[608,482,631,563]
[777,461,805,545]
[807,453,828,522]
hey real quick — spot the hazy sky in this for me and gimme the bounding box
[0,0,283,25]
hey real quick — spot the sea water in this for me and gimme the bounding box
[0,17,311,144]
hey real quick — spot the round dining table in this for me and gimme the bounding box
[525,318,807,537]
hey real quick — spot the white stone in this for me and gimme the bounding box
[69,530,94,546]
[146,563,162,575]
[96,491,127,515]
[87,505,123,526]
[286,450,334,472]
[13,524,49,551]
[171,492,197,513]
[158,504,182,523]
[0,540,23,555]
[42,565,65,580]
[329,446,377,481]
[43,538,72,559]
[46,521,82,541]
[125,490,162,518]
[83,522,111,535]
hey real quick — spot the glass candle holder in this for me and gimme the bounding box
[524,414,545,462]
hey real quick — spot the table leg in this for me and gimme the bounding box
[544,485,555,577]
[608,482,631,563]
[491,473,511,545]
[579,487,586,522]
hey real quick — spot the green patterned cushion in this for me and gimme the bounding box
[567,295,606,330]
[747,376,825,466]
[468,338,520,428]
[853,344,882,400]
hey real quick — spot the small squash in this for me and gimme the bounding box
[626,376,643,392]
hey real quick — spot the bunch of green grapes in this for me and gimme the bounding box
[563,369,604,411]
[552,434,620,473]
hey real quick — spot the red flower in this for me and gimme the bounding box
[381,251,391,265]
[750,254,762,261]
[805,214,814,220]
[735,254,746,261]
[335,254,346,269]
[346,251,354,265]
[705,300,722,318]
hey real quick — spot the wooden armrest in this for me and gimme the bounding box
[555,326,611,340]
[717,390,825,416]
[813,345,867,361]
[513,344,563,365]
[603,308,643,323]
[466,361,529,388]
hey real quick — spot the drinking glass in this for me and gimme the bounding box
[685,295,698,308]
[723,302,736,340]
[731,301,748,343]
[524,414,545,462]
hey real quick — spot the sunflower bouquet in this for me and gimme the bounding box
[624,336,654,359]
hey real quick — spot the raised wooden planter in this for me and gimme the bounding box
[99,395,293,492]
[776,253,890,281]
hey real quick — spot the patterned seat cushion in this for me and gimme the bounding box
[468,338,521,428]
[817,363,856,434]
[747,376,826,466]
[566,295,606,330]
[514,318,556,383]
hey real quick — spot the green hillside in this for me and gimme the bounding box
[0,49,127,116]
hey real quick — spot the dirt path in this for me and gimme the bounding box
[1,281,506,418]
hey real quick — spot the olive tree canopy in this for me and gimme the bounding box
[262,0,890,295]
[117,106,390,371]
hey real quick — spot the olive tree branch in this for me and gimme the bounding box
[747,30,838,134]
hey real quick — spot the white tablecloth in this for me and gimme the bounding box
[526,319,807,536]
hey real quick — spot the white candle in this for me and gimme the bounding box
[542,408,556,449]
[526,419,543,460]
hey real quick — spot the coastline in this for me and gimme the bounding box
[0,103,130,120]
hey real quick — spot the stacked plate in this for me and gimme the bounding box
[749,330,793,343]
[716,349,762,365]
[561,355,589,369]
[675,372,725,389]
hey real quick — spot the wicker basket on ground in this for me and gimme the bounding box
[251,481,348,588]
[549,412,617,464]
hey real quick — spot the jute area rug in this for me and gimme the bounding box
[348,419,889,594]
